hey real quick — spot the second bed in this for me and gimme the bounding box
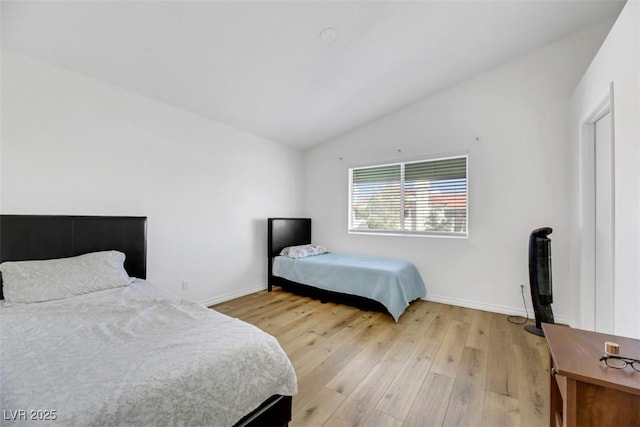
[267,218,426,321]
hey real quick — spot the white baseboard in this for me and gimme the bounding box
[200,285,266,307]
[200,287,576,327]
[424,293,574,326]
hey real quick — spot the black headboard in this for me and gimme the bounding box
[267,218,311,291]
[0,215,147,299]
[267,218,311,259]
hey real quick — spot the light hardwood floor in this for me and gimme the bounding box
[213,288,550,427]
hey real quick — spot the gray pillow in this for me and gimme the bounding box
[0,251,132,304]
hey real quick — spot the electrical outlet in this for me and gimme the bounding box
[181,281,189,291]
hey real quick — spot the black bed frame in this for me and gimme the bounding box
[0,215,292,427]
[267,217,388,314]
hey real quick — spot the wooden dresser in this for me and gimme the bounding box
[542,323,640,427]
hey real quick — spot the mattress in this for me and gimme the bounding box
[273,252,426,321]
[0,280,297,426]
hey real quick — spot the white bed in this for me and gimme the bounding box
[0,215,297,427]
[0,279,297,426]
[0,280,297,426]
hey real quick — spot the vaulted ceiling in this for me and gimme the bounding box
[1,1,625,148]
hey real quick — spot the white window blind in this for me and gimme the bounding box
[349,155,468,237]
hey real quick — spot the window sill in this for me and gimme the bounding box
[348,229,468,239]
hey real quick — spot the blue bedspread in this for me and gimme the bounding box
[273,253,426,321]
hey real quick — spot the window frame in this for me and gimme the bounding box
[348,153,469,238]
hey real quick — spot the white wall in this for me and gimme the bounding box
[0,49,305,304]
[569,1,640,338]
[304,22,613,321]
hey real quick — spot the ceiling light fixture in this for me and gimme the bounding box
[319,27,338,43]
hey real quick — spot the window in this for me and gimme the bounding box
[349,155,468,237]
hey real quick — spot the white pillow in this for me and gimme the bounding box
[279,244,328,259]
[0,250,132,304]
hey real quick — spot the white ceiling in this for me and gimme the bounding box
[1,1,625,149]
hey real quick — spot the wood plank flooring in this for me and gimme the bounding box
[213,288,549,427]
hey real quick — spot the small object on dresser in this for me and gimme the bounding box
[605,341,620,355]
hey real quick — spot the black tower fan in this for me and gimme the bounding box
[525,227,555,336]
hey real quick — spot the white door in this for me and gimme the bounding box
[594,111,614,333]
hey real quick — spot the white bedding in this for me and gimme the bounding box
[0,280,297,426]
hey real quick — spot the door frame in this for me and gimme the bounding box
[578,82,615,332]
